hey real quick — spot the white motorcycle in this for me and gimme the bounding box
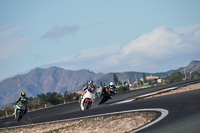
[80,89,95,111]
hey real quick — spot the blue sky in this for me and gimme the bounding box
[0,0,200,81]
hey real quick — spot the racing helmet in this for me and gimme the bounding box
[88,80,93,88]
[88,80,93,85]
[21,92,26,98]
[109,82,115,88]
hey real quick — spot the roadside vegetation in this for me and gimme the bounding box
[0,92,79,118]
[168,71,200,83]
[129,71,200,90]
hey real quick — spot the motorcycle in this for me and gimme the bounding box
[80,89,95,111]
[14,101,26,121]
[98,87,111,105]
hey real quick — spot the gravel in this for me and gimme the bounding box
[1,112,157,133]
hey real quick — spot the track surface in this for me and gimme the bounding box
[1,79,200,133]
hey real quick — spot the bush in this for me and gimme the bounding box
[0,104,14,117]
[37,92,63,105]
[116,85,129,92]
[0,110,5,117]
[169,71,182,83]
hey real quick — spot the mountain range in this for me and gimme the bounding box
[0,60,200,108]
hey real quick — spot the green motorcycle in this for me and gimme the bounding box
[14,101,26,121]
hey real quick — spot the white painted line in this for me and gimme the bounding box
[162,87,177,91]
[110,99,135,105]
[111,86,179,105]
[130,108,169,133]
[135,87,178,99]
[135,92,157,98]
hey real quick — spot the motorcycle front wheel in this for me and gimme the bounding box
[16,111,20,121]
[84,101,90,110]
[99,95,105,105]
[18,111,23,121]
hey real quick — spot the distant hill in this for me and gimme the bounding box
[166,60,200,74]
[0,60,200,108]
[178,60,200,72]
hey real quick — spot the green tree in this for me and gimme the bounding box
[113,73,118,85]
[116,85,129,92]
[170,71,182,83]
[100,82,103,87]
[142,73,147,83]
[117,80,122,86]
[64,92,79,102]
[190,71,200,80]
[37,92,63,105]
[124,81,128,86]
[137,79,143,87]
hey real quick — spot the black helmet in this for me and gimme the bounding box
[21,92,26,97]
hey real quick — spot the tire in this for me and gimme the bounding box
[84,101,90,110]
[99,95,105,105]
[17,110,24,122]
[16,111,20,122]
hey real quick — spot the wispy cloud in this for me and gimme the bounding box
[0,25,27,60]
[41,25,80,40]
[43,45,120,70]
[174,23,200,34]
[45,24,200,73]
[49,44,120,61]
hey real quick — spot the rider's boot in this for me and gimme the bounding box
[13,105,16,115]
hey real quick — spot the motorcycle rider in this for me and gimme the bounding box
[108,82,116,98]
[83,80,96,92]
[100,82,116,100]
[14,92,29,115]
[79,80,96,103]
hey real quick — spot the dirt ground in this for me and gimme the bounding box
[1,82,200,133]
[1,112,157,133]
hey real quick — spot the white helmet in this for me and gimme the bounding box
[109,82,115,88]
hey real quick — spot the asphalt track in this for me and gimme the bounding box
[0,79,200,133]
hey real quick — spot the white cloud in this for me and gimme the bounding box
[100,26,200,72]
[46,24,200,73]
[0,26,27,60]
[120,27,182,58]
